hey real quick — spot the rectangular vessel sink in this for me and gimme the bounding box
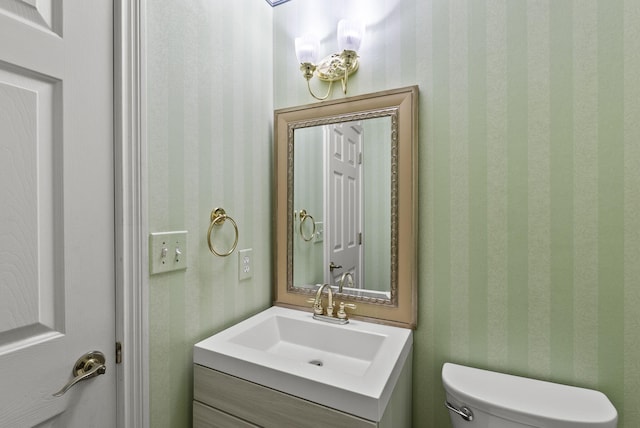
[194,306,413,421]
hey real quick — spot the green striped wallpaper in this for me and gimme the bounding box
[146,0,640,427]
[273,1,639,427]
[146,0,273,427]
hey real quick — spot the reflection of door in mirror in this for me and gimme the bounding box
[324,122,363,289]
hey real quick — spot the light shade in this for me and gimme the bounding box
[337,19,365,52]
[295,34,320,64]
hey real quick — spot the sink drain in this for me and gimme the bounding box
[308,359,323,367]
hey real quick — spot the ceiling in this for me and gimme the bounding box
[265,0,291,6]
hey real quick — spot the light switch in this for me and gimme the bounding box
[149,231,188,274]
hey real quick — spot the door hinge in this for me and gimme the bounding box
[115,341,122,364]
[358,232,362,245]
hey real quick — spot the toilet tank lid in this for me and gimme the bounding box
[442,363,618,427]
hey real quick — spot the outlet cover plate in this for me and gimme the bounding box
[238,248,253,281]
[149,231,188,275]
[314,221,324,243]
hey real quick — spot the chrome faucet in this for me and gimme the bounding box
[311,283,356,325]
[338,272,354,293]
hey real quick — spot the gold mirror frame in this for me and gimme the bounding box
[274,86,418,328]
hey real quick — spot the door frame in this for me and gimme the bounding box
[114,1,149,427]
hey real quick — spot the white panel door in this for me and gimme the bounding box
[0,1,116,427]
[325,122,363,288]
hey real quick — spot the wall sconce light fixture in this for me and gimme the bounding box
[295,19,365,101]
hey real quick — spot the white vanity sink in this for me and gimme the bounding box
[193,306,413,421]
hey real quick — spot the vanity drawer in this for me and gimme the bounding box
[194,401,259,428]
[193,364,377,428]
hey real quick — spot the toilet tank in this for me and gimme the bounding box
[442,363,618,428]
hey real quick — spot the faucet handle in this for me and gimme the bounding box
[337,302,356,319]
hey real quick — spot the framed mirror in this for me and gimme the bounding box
[274,86,418,328]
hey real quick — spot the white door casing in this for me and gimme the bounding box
[114,0,149,426]
[0,1,116,426]
[324,122,364,288]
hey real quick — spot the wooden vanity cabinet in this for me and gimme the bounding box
[193,364,377,428]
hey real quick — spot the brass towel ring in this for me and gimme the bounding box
[299,209,316,242]
[207,208,239,257]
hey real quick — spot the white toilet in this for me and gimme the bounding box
[442,363,618,427]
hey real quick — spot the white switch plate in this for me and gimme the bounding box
[149,231,188,275]
[238,248,253,281]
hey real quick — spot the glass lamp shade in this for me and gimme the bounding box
[337,19,365,52]
[295,34,320,64]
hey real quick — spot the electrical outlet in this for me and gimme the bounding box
[238,248,253,281]
[149,231,188,275]
[314,221,324,243]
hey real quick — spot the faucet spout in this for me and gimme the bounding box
[313,283,333,314]
[338,272,354,293]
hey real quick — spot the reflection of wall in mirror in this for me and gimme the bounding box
[362,118,391,292]
[293,127,324,285]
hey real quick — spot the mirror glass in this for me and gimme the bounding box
[274,86,418,328]
[292,117,392,299]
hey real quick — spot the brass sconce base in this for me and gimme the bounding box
[315,50,359,82]
[299,50,359,100]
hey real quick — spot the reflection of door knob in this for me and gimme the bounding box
[329,262,343,272]
[52,351,106,397]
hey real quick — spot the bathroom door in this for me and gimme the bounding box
[0,1,116,427]
[324,122,364,287]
